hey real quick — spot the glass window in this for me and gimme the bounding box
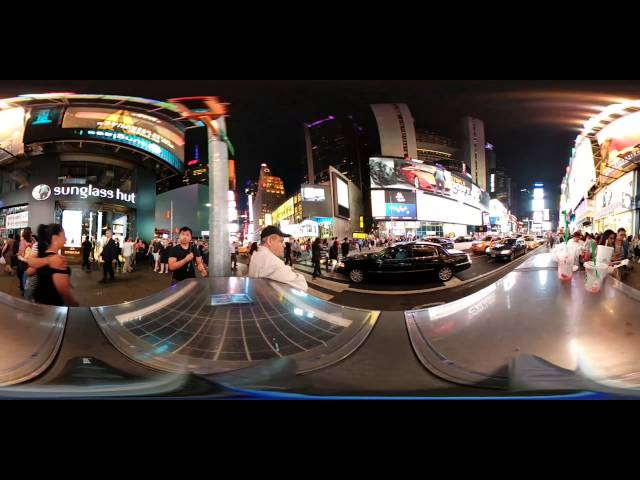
[413,245,438,257]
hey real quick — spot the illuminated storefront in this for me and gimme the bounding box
[0,94,205,247]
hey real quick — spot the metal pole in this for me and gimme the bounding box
[170,200,173,242]
[208,120,230,276]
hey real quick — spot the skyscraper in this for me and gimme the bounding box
[370,103,418,159]
[252,163,285,230]
[460,117,487,191]
[303,114,368,188]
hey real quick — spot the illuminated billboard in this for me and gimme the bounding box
[0,107,25,161]
[369,157,488,210]
[596,110,640,178]
[332,171,350,219]
[566,138,596,211]
[594,170,634,220]
[301,186,326,202]
[417,192,482,225]
[371,189,417,220]
[62,107,185,172]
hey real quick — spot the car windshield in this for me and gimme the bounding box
[3,80,640,401]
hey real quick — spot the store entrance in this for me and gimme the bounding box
[54,201,136,252]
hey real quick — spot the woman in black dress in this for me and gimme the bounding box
[32,224,78,307]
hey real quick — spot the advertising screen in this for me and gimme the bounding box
[369,157,487,210]
[62,210,83,247]
[301,186,326,202]
[332,172,350,219]
[62,107,185,172]
[371,189,417,220]
[416,192,482,225]
[597,111,640,177]
[0,107,25,161]
[594,170,634,220]
[567,138,596,211]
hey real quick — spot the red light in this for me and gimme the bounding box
[188,160,199,166]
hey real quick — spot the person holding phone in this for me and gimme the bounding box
[168,226,208,285]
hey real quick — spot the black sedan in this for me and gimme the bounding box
[337,242,471,283]
[489,238,527,261]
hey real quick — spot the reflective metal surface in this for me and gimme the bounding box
[406,252,640,389]
[0,293,67,387]
[92,277,379,375]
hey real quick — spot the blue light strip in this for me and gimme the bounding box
[77,129,184,174]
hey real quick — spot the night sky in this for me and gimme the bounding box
[3,80,640,209]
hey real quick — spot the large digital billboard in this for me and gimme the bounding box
[369,157,488,210]
[0,107,26,161]
[371,189,417,220]
[566,138,596,211]
[594,170,634,220]
[596,111,640,178]
[62,107,185,172]
[332,171,350,219]
[416,192,482,225]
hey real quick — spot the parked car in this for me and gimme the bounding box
[423,236,455,250]
[489,238,527,261]
[337,242,472,283]
[455,235,473,243]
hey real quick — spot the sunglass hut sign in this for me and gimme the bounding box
[32,184,135,204]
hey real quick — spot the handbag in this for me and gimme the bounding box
[0,256,5,265]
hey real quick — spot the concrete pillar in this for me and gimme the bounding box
[208,121,230,276]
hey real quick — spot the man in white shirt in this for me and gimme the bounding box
[248,226,308,291]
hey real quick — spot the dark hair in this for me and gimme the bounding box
[37,224,63,257]
[618,228,627,234]
[23,227,33,243]
[249,242,258,255]
[599,229,616,246]
[8,233,13,240]
[179,226,193,235]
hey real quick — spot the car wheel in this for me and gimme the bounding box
[414,177,420,189]
[510,252,515,261]
[438,266,453,282]
[349,269,364,283]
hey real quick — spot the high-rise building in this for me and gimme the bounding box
[415,128,467,175]
[303,114,368,188]
[486,143,512,210]
[370,103,418,159]
[460,117,487,191]
[252,163,285,230]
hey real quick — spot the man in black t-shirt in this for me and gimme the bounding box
[168,226,208,285]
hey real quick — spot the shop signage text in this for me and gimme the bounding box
[32,184,135,204]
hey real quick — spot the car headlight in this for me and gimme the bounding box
[338,262,345,268]
[501,249,511,255]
